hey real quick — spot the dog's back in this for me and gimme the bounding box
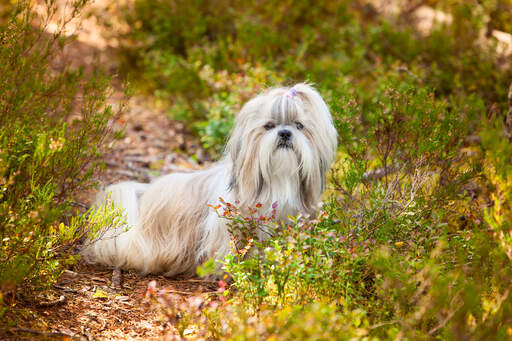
[95,182,149,228]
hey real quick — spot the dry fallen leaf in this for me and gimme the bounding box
[92,289,109,299]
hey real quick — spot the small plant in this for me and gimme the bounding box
[182,80,512,339]
[92,0,512,338]
[0,0,119,302]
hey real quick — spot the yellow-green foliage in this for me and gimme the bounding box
[119,0,512,158]
[142,76,512,340]
[0,0,506,338]
[122,0,512,338]
[143,82,512,338]
[0,0,118,302]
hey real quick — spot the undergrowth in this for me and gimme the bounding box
[2,0,511,339]
[113,0,512,158]
[121,0,512,339]
[145,77,512,339]
[0,0,120,319]
[83,0,512,338]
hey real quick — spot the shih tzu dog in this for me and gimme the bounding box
[82,83,337,277]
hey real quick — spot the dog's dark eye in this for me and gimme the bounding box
[295,122,304,130]
[264,122,275,130]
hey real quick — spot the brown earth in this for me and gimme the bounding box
[7,265,218,340]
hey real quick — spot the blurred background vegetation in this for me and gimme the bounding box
[1,0,512,339]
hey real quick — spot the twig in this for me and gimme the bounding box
[37,295,66,307]
[112,268,123,289]
[63,269,79,277]
[71,201,89,209]
[369,320,401,329]
[9,328,78,339]
[90,276,107,283]
[164,289,202,295]
[81,325,93,341]
[53,284,79,293]
[427,301,464,336]
[504,80,512,140]
[98,319,108,333]
[363,165,397,182]
[124,155,157,164]
[105,160,122,168]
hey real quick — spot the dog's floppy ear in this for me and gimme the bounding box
[224,94,267,204]
[293,83,337,161]
[293,83,338,210]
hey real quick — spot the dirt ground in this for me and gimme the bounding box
[3,2,217,340]
[8,265,218,340]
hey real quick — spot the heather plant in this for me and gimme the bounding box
[143,75,512,338]
[329,75,482,241]
[93,0,512,338]
[115,0,512,157]
[0,0,119,303]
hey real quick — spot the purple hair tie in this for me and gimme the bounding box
[286,88,298,98]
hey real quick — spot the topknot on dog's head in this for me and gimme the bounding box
[231,83,335,134]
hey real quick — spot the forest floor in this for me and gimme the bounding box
[11,266,218,340]
[6,2,217,340]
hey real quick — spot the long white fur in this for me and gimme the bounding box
[81,83,337,277]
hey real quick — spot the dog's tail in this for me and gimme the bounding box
[81,182,149,269]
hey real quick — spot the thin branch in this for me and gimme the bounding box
[37,295,66,307]
[9,328,78,339]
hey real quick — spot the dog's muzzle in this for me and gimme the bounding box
[277,129,293,149]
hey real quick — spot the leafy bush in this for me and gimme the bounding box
[115,0,512,158]
[142,77,512,339]
[0,0,118,301]
[104,0,512,338]
[202,81,509,339]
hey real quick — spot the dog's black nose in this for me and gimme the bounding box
[278,129,292,140]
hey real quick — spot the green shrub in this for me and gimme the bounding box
[118,0,512,104]
[0,0,118,300]
[105,0,512,338]
[116,0,511,158]
[143,80,511,339]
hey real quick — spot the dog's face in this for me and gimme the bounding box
[226,83,337,213]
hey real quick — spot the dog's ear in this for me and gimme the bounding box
[293,83,337,157]
[293,83,337,211]
[224,94,267,205]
